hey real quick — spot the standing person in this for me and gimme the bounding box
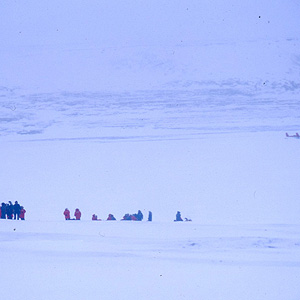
[63,208,70,220]
[19,207,26,220]
[74,208,81,220]
[1,203,6,219]
[148,211,152,222]
[137,210,143,221]
[13,201,21,220]
[6,202,13,219]
[175,211,183,222]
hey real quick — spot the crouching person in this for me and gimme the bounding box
[174,211,183,222]
[107,214,116,220]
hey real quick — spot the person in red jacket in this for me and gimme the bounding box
[74,208,81,220]
[20,206,26,220]
[63,208,70,220]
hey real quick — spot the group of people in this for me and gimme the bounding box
[1,201,26,220]
[63,208,81,220]
[63,209,190,222]
[121,210,145,221]
[91,210,149,221]
[92,213,116,221]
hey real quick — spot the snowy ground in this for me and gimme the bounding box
[1,220,300,300]
[1,1,300,299]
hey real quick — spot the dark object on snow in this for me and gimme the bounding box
[286,132,300,138]
[185,217,192,222]
[13,201,21,220]
[107,214,116,220]
[92,214,98,220]
[174,211,183,222]
[6,201,14,219]
[136,210,143,221]
[1,203,6,219]
[148,211,152,222]
[121,213,131,221]
[121,213,137,221]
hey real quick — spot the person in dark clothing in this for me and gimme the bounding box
[136,210,143,221]
[148,211,152,222]
[6,202,14,219]
[175,211,183,222]
[122,213,142,221]
[13,201,21,220]
[107,214,116,220]
[121,214,132,221]
[1,203,6,219]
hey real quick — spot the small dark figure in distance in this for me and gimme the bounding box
[14,201,21,220]
[74,208,81,220]
[6,202,14,219]
[286,132,300,138]
[92,214,98,220]
[136,210,143,221]
[185,217,192,222]
[20,207,26,220]
[1,203,6,219]
[148,211,152,222]
[121,214,130,220]
[121,213,136,221]
[63,208,70,220]
[174,211,183,222]
[107,214,116,220]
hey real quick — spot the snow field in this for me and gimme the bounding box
[1,220,299,300]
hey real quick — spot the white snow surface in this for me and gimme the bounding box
[1,1,300,299]
[1,220,300,300]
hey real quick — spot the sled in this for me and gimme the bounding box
[286,133,300,138]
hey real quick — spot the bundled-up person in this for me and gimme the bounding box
[13,201,21,220]
[1,203,6,219]
[74,208,81,220]
[107,214,116,221]
[121,214,137,221]
[63,208,70,220]
[136,210,143,221]
[92,214,98,220]
[6,201,14,219]
[148,211,152,222]
[20,207,26,220]
[175,211,183,222]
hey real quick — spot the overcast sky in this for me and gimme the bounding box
[1,1,299,91]
[1,1,299,48]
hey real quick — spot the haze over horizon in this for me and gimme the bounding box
[1,1,299,92]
